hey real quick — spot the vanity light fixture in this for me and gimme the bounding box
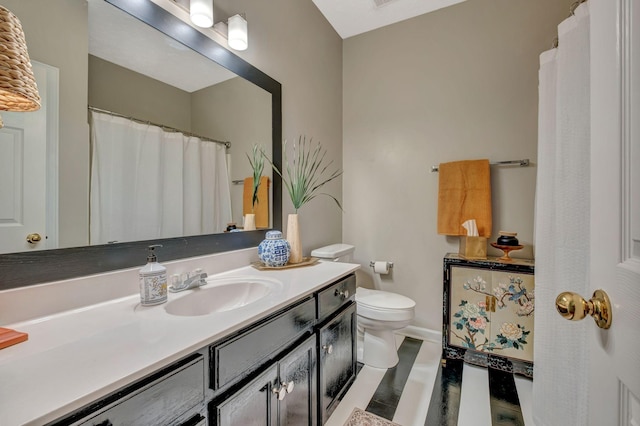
[190,0,214,28]
[227,14,248,51]
[213,14,248,52]
[0,6,41,128]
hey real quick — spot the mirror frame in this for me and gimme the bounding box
[0,0,282,290]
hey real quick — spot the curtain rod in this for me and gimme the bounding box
[88,106,231,148]
[430,159,530,172]
[569,0,588,16]
[552,0,588,48]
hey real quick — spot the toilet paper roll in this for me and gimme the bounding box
[373,261,390,274]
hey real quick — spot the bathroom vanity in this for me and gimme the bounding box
[0,257,358,426]
[442,253,535,378]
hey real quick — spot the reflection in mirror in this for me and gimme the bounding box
[0,0,273,254]
[0,0,282,289]
[87,0,272,245]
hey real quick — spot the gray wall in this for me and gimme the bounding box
[343,0,573,329]
[222,0,344,250]
[89,55,192,131]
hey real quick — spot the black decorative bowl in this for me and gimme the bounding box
[497,231,519,246]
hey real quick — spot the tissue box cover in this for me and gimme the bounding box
[459,236,487,259]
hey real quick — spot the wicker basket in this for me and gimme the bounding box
[0,6,40,113]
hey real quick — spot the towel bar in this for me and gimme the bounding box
[431,158,530,173]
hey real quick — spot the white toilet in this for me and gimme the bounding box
[311,244,416,369]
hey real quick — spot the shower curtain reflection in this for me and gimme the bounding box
[89,111,231,245]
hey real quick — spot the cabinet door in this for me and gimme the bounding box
[444,256,535,377]
[448,267,493,352]
[213,364,278,426]
[487,269,534,362]
[448,266,534,362]
[318,302,356,424]
[278,336,317,426]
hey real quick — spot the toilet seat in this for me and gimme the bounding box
[356,288,415,321]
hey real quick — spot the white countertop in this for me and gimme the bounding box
[0,261,359,426]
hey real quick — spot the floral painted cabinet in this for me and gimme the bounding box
[442,254,535,378]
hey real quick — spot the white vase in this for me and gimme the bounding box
[244,213,256,231]
[286,214,302,264]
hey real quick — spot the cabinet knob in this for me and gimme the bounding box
[284,381,295,394]
[335,288,349,299]
[272,381,294,400]
[273,385,287,401]
[322,344,333,354]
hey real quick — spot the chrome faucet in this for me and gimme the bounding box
[168,269,208,293]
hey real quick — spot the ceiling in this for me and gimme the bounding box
[312,0,467,39]
[89,0,468,92]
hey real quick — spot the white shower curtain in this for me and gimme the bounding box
[90,111,232,245]
[533,3,590,425]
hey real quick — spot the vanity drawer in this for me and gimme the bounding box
[210,296,316,392]
[317,274,356,322]
[72,354,205,426]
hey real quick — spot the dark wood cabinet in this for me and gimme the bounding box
[276,336,318,425]
[50,273,357,426]
[52,353,207,426]
[209,297,316,396]
[209,273,357,426]
[443,254,535,377]
[211,336,317,426]
[318,302,356,424]
[213,364,278,426]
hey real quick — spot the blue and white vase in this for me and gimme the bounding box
[258,230,291,267]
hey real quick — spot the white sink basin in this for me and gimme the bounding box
[164,277,282,317]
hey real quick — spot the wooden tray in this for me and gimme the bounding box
[251,257,319,270]
[0,327,28,350]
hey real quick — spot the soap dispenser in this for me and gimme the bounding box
[139,244,167,306]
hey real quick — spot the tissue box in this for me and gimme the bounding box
[459,236,487,259]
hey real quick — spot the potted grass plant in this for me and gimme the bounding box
[266,136,342,263]
[244,144,265,231]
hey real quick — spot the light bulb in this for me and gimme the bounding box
[190,0,213,28]
[227,14,248,51]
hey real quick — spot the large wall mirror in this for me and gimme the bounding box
[0,0,282,289]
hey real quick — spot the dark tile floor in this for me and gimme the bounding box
[326,334,533,426]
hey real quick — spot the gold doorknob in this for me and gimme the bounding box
[26,233,42,244]
[555,289,612,329]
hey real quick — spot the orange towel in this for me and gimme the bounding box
[437,159,492,237]
[243,176,270,228]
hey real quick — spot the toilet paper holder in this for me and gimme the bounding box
[369,261,394,269]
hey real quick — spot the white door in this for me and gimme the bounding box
[0,61,58,254]
[587,0,640,424]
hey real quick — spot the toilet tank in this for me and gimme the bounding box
[311,244,355,263]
